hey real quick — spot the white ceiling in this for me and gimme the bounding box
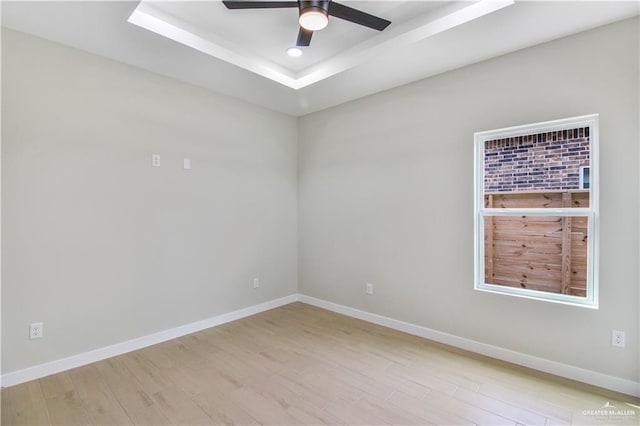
[128,1,514,89]
[2,1,638,116]
[140,1,450,73]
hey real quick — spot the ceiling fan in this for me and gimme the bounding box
[221,0,391,47]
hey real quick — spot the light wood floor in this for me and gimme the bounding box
[2,302,638,425]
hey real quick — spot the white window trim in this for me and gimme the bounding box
[473,114,599,308]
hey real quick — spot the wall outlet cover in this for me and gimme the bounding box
[30,322,43,339]
[612,330,625,348]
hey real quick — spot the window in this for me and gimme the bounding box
[474,115,598,307]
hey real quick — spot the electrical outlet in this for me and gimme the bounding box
[183,158,191,170]
[612,330,625,348]
[152,154,161,167]
[366,282,373,295]
[253,277,260,289]
[30,322,43,340]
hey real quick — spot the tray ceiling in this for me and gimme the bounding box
[2,1,638,115]
[128,1,511,89]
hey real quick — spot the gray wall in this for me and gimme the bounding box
[3,17,639,385]
[298,17,639,382]
[2,29,298,373]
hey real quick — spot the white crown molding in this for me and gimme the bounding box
[128,0,514,90]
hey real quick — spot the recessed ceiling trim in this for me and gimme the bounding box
[129,0,514,90]
[295,0,515,88]
[128,4,300,88]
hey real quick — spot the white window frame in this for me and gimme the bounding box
[474,114,599,308]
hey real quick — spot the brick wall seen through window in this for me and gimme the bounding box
[484,127,590,192]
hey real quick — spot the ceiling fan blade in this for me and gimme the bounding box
[222,1,298,9]
[296,27,313,47]
[328,2,391,31]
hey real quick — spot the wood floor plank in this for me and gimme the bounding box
[191,389,260,426]
[175,333,224,361]
[478,380,574,423]
[387,388,474,425]
[322,397,396,425]
[269,371,335,410]
[454,386,548,425]
[356,364,434,400]
[95,357,172,425]
[229,386,304,425]
[420,387,518,425]
[3,381,51,425]
[409,356,484,392]
[120,350,175,395]
[40,372,89,426]
[39,372,76,400]
[1,387,12,425]
[284,369,367,405]
[3,302,638,426]
[249,375,341,424]
[43,394,91,426]
[386,361,460,395]
[151,385,216,425]
[68,364,133,425]
[324,365,397,401]
[354,396,434,425]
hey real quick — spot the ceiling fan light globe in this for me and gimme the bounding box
[299,10,328,31]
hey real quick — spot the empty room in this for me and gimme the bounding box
[1,0,639,425]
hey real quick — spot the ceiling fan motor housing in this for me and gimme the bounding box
[299,0,329,17]
[222,0,391,47]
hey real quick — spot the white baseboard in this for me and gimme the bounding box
[4,292,638,397]
[298,294,640,398]
[1,294,298,388]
